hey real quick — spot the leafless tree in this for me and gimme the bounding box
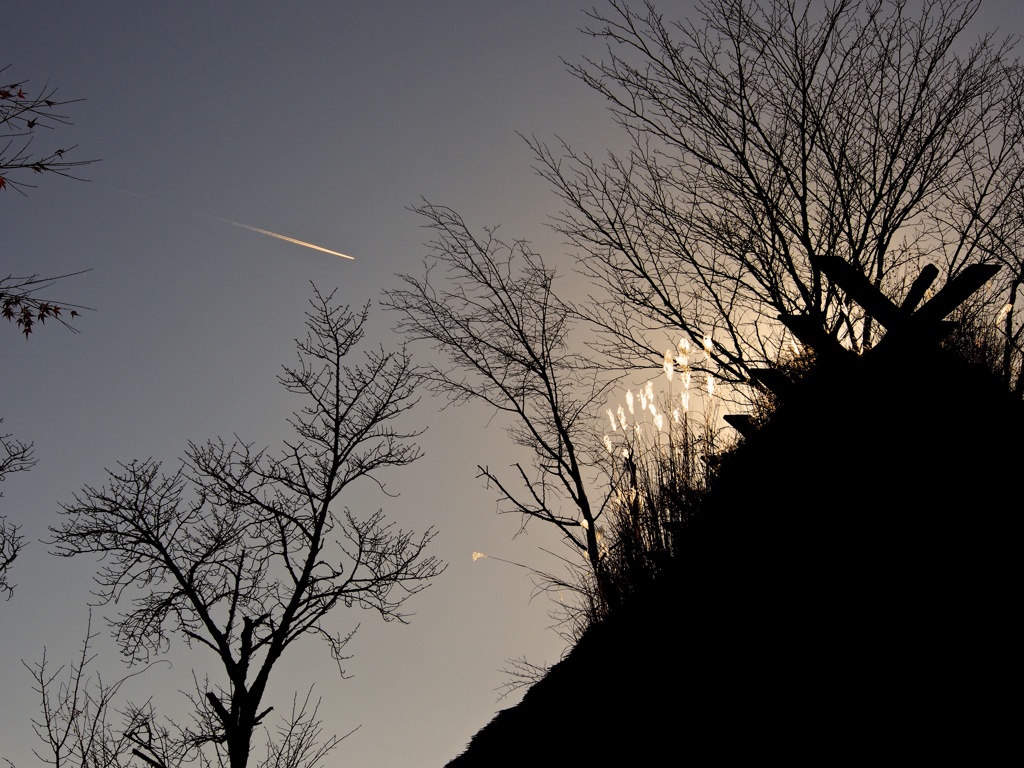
[9,619,345,768]
[0,517,24,599]
[383,203,612,574]
[530,0,1024,385]
[47,286,444,768]
[8,613,157,768]
[0,422,35,598]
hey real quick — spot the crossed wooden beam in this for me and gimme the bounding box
[724,257,1000,438]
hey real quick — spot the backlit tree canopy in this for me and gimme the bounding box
[531,0,1024,382]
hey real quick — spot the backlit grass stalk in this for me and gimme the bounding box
[593,338,722,614]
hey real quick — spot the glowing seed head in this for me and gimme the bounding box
[654,413,664,431]
[673,408,680,423]
[678,338,690,356]
[472,552,487,561]
[682,371,691,391]
[626,390,635,414]
[681,390,690,412]
[707,374,715,397]
[649,402,657,417]
[580,517,590,530]
[603,434,614,453]
[645,381,654,401]
[607,408,618,431]
[617,405,626,427]
[703,334,713,356]
[640,391,648,412]
[997,303,1013,323]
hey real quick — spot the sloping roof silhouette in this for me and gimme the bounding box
[447,263,1020,765]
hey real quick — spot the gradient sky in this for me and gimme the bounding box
[3,2,1022,766]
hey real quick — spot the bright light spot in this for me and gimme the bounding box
[472,552,487,561]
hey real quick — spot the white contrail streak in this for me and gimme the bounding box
[107,185,354,261]
[209,215,354,260]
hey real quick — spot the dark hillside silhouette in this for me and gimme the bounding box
[447,260,1020,764]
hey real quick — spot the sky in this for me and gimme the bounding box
[2,1,1023,766]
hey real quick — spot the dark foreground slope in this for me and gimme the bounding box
[448,337,1020,765]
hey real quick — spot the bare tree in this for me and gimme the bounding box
[10,618,345,768]
[530,0,1024,385]
[0,422,35,598]
[383,203,611,575]
[47,286,444,768]
[10,613,157,768]
[0,517,24,599]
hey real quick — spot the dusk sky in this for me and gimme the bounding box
[3,2,1022,766]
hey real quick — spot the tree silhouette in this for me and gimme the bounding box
[384,203,611,576]
[1,65,93,337]
[47,286,444,768]
[530,0,1024,384]
[0,66,91,193]
[14,615,349,768]
[0,422,35,599]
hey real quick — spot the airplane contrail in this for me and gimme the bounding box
[206,215,354,260]
[106,185,354,261]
